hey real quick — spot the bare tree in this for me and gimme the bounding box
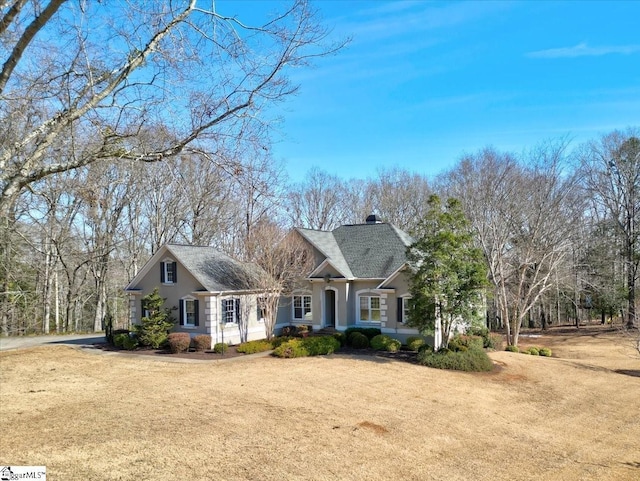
[245,221,313,339]
[365,167,431,232]
[286,167,350,230]
[443,142,581,346]
[577,128,640,330]
[0,0,344,218]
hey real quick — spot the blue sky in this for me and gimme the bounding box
[235,1,640,182]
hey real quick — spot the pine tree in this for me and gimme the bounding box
[407,195,487,349]
[135,288,175,348]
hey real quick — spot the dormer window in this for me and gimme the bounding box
[161,259,177,284]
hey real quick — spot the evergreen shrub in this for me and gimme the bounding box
[370,334,401,352]
[213,342,228,354]
[348,331,370,349]
[113,333,129,348]
[418,348,494,372]
[344,327,381,342]
[121,335,138,350]
[406,336,426,351]
[237,339,273,354]
[539,347,552,357]
[272,336,340,358]
[332,332,347,346]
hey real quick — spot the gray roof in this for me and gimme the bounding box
[166,244,264,292]
[296,229,353,277]
[298,223,414,279]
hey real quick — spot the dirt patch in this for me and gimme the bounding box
[356,421,389,434]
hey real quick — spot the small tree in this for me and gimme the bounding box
[407,195,487,350]
[245,221,314,340]
[135,288,174,348]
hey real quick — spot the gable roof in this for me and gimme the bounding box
[125,244,265,293]
[297,222,414,280]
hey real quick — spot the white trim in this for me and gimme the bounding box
[381,327,420,335]
[292,293,312,321]
[377,263,408,289]
[181,295,197,327]
[162,257,176,285]
[355,289,382,325]
[308,258,349,278]
[399,295,412,324]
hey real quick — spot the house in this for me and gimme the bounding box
[275,215,427,344]
[124,244,269,346]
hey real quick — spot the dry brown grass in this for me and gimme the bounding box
[1,326,639,481]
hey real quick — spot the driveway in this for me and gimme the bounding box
[0,333,105,351]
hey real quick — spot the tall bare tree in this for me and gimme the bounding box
[577,128,640,329]
[0,0,343,216]
[443,142,581,346]
[286,167,350,230]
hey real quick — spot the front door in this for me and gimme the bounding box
[325,289,336,328]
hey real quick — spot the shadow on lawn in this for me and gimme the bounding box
[614,369,640,378]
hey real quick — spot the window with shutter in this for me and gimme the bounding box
[161,259,177,284]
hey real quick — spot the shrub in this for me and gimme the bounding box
[272,338,306,358]
[167,332,191,353]
[449,335,484,352]
[213,342,228,354]
[302,336,340,355]
[280,326,296,337]
[539,347,552,357]
[271,336,294,348]
[134,288,175,349]
[406,336,426,351]
[237,339,273,354]
[467,325,489,339]
[113,333,129,348]
[486,333,503,350]
[344,327,381,342]
[333,332,347,346]
[418,343,433,355]
[193,335,211,352]
[418,348,494,372]
[272,336,340,358]
[296,324,310,335]
[527,347,540,356]
[370,334,401,352]
[121,335,138,350]
[505,345,520,353]
[348,331,370,349]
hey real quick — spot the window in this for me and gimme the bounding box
[184,299,196,326]
[257,297,267,322]
[398,297,411,323]
[223,298,240,324]
[161,260,177,284]
[293,295,311,320]
[179,298,199,327]
[359,295,381,322]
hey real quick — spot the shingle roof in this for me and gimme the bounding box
[295,228,353,277]
[299,223,414,279]
[166,245,264,292]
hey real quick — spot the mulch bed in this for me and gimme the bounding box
[94,342,246,360]
[93,342,420,362]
